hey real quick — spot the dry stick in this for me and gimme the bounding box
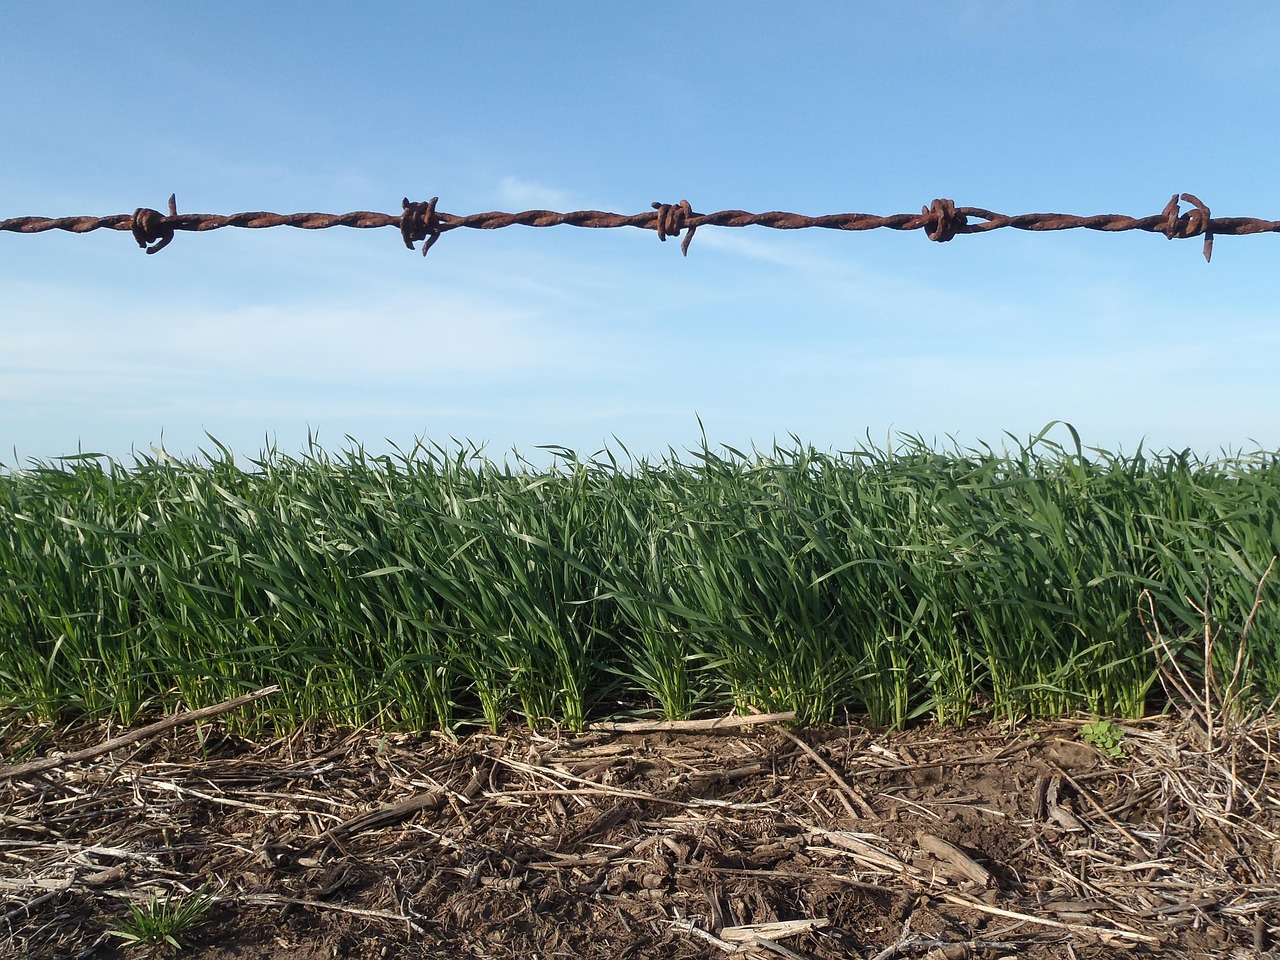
[1049,767,1149,858]
[746,935,811,960]
[1190,587,1219,749]
[0,686,280,783]
[321,790,450,842]
[873,935,1051,960]
[1139,591,1206,728]
[1225,556,1275,724]
[493,753,782,814]
[937,893,1159,945]
[588,710,796,733]
[1,882,72,927]
[683,863,907,896]
[1132,896,1218,919]
[320,765,487,844]
[868,935,913,960]
[772,725,877,819]
[718,918,830,943]
[669,919,739,953]
[142,778,290,815]
[806,829,908,873]
[233,892,426,934]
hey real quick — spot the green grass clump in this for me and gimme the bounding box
[1,424,1277,731]
[108,885,216,954]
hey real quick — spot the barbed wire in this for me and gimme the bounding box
[4,192,1275,263]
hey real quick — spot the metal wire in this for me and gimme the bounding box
[3,191,1272,262]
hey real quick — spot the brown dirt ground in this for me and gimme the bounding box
[2,710,1277,960]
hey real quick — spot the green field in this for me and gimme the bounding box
[2,425,1277,732]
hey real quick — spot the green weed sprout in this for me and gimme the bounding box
[1079,719,1125,759]
[108,885,216,954]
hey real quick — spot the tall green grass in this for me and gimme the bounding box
[1,425,1277,731]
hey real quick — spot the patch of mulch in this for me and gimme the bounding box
[2,703,1277,959]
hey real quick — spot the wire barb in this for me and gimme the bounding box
[400,197,443,256]
[1160,193,1214,263]
[131,193,177,255]
[921,198,966,243]
[651,199,696,256]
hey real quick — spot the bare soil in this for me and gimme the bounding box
[2,710,1277,959]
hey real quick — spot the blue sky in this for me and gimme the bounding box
[4,4,1280,465]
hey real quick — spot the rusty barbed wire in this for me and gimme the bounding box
[3,192,1274,263]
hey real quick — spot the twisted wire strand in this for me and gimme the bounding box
[3,192,1272,262]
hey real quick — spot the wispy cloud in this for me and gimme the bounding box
[495,176,571,210]
[0,286,601,430]
[157,297,558,379]
[693,229,1025,337]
